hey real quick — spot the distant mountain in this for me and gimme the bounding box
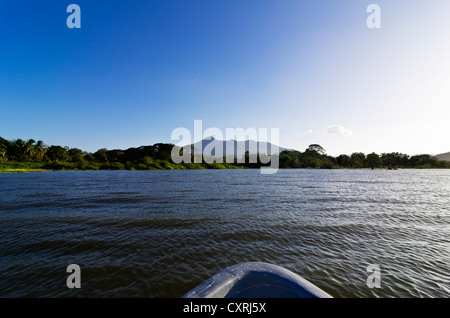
[188,137,290,158]
[434,152,450,161]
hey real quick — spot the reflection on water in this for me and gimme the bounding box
[0,169,449,297]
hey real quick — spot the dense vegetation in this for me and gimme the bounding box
[279,144,450,169]
[0,137,245,171]
[0,137,449,172]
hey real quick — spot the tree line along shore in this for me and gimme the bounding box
[1,137,449,172]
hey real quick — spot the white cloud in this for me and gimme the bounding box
[324,125,354,136]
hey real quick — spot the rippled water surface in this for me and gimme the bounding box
[1,169,449,298]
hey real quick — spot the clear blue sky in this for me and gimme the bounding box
[1,1,450,156]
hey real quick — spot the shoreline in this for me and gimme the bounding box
[2,166,449,173]
[0,168,48,173]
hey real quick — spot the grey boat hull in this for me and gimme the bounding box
[183,262,332,298]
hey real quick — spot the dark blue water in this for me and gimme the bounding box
[1,169,449,297]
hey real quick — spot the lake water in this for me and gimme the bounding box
[0,169,449,298]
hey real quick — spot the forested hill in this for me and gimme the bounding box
[0,137,244,170]
[1,137,449,171]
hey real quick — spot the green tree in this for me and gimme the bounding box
[10,139,30,161]
[68,148,84,162]
[94,148,109,163]
[0,146,6,160]
[106,150,125,163]
[400,154,410,168]
[306,144,326,156]
[84,153,95,162]
[320,157,335,169]
[409,154,436,168]
[45,146,68,161]
[0,137,11,161]
[32,140,47,161]
[336,154,350,167]
[152,143,175,161]
[366,153,381,169]
[279,153,293,168]
[381,153,395,169]
[350,152,365,168]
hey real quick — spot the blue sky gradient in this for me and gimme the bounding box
[1,1,450,155]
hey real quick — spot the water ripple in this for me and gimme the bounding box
[1,169,449,297]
